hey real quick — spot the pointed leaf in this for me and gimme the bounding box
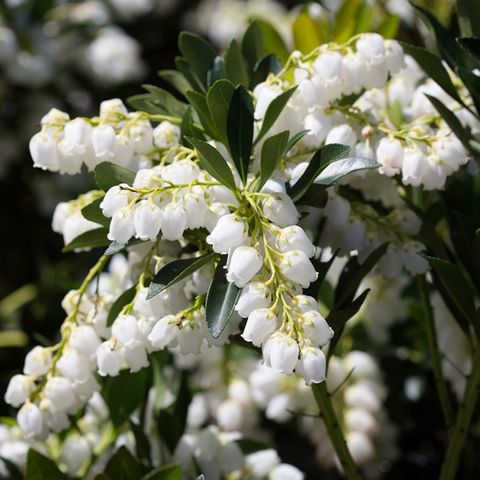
[286,129,309,153]
[107,286,137,327]
[105,238,146,255]
[147,253,217,299]
[186,137,237,191]
[180,106,204,147]
[63,227,109,252]
[206,79,235,144]
[175,56,204,93]
[289,144,351,202]
[314,156,379,186]
[143,464,182,480]
[251,53,282,87]
[95,162,136,191]
[254,19,290,63]
[207,56,225,87]
[242,22,264,75]
[25,450,67,480]
[185,91,218,138]
[81,196,109,228]
[255,87,297,143]
[457,0,480,37]
[293,12,324,54]
[105,446,142,480]
[457,37,480,62]
[206,256,241,338]
[158,69,190,97]
[258,130,289,190]
[227,85,254,183]
[224,39,250,86]
[141,84,188,117]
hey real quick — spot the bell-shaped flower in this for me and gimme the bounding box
[276,225,315,258]
[235,281,271,318]
[134,201,162,241]
[226,246,263,288]
[206,214,248,254]
[296,347,326,384]
[241,308,277,347]
[262,332,299,375]
[279,250,318,288]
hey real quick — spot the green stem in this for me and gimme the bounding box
[440,347,480,480]
[417,276,455,428]
[312,383,362,480]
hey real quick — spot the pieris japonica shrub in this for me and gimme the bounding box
[3,1,480,478]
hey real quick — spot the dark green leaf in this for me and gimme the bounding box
[258,130,289,190]
[424,255,476,324]
[207,57,225,87]
[95,162,136,191]
[457,0,480,37]
[141,84,188,117]
[255,87,297,143]
[457,66,480,114]
[206,79,235,144]
[296,183,329,208]
[81,197,109,228]
[175,56,204,93]
[289,144,351,202]
[25,450,67,480]
[102,368,148,427]
[235,438,270,454]
[107,286,137,327]
[128,94,170,116]
[158,69,190,97]
[206,256,241,338]
[227,85,254,183]
[185,91,218,138]
[304,252,338,298]
[314,156,379,186]
[286,129,309,153]
[143,464,181,480]
[180,106,204,147]
[105,238,145,255]
[186,137,237,191]
[254,19,290,64]
[130,419,151,467]
[178,32,216,90]
[401,43,468,109]
[224,39,250,86]
[457,37,480,62]
[63,227,109,252]
[147,253,217,299]
[353,3,374,34]
[412,3,466,70]
[376,15,400,38]
[426,94,473,149]
[105,446,142,480]
[251,54,283,87]
[1,455,25,480]
[242,22,264,75]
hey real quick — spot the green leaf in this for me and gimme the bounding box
[401,43,468,109]
[206,79,235,144]
[255,86,297,143]
[293,12,323,54]
[185,90,218,138]
[207,56,225,87]
[457,37,480,62]
[285,129,309,153]
[224,39,250,86]
[457,0,480,37]
[107,286,137,327]
[424,255,476,325]
[387,99,403,129]
[353,3,374,34]
[376,15,400,39]
[206,256,241,338]
[457,66,480,114]
[178,32,216,90]
[242,22,264,76]
[147,253,217,300]
[258,130,289,190]
[175,56,204,93]
[25,450,67,480]
[426,94,473,149]
[158,69,190,97]
[1,455,25,480]
[105,238,145,255]
[186,137,237,191]
[102,368,148,427]
[227,85,254,183]
[254,19,290,64]
[141,84,188,117]
[81,197,109,228]
[63,227,110,252]
[295,183,328,208]
[105,446,142,480]
[333,0,361,42]
[235,438,270,454]
[95,162,136,191]
[289,144,351,202]
[130,419,151,467]
[314,156,379,186]
[412,3,466,70]
[304,252,338,298]
[143,464,182,480]
[180,106,204,147]
[251,54,282,87]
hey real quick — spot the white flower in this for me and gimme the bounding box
[401,243,429,275]
[263,332,299,374]
[279,250,318,288]
[235,282,271,317]
[92,124,117,161]
[108,206,135,244]
[134,201,162,241]
[161,203,187,241]
[176,326,203,355]
[17,403,44,439]
[276,226,315,257]
[226,246,263,288]
[122,344,149,372]
[162,159,200,184]
[153,121,181,149]
[242,308,277,347]
[253,82,283,119]
[356,33,385,64]
[62,118,94,170]
[24,346,52,376]
[128,118,154,155]
[4,375,34,407]
[29,132,60,172]
[148,315,179,349]
[341,53,367,93]
[246,449,280,477]
[345,408,378,435]
[69,325,101,357]
[376,138,403,176]
[207,214,248,254]
[112,314,142,348]
[96,341,123,377]
[324,194,351,226]
[183,191,208,229]
[217,399,244,431]
[385,40,406,74]
[344,383,381,412]
[262,193,298,227]
[101,185,132,217]
[270,463,304,480]
[346,431,375,463]
[57,349,92,383]
[302,310,333,346]
[44,377,78,413]
[99,98,128,119]
[296,347,326,384]
[325,124,357,148]
[61,434,91,476]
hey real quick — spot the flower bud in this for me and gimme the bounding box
[96,341,123,377]
[279,250,318,288]
[108,206,135,244]
[276,226,315,258]
[161,203,187,241]
[29,132,60,172]
[235,282,271,318]
[4,375,34,407]
[262,193,298,228]
[44,377,78,413]
[69,325,101,357]
[242,308,277,347]
[153,121,181,149]
[297,347,327,384]
[206,214,248,254]
[376,138,403,176]
[24,346,52,376]
[148,315,179,349]
[17,403,44,439]
[226,246,263,288]
[263,332,299,375]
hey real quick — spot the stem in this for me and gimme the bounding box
[417,276,455,428]
[312,383,362,480]
[440,347,480,480]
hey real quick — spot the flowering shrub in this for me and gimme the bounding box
[3,1,480,479]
